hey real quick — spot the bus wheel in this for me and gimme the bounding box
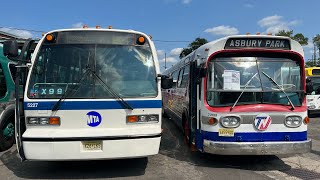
[0,116,15,152]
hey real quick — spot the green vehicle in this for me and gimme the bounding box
[0,44,16,151]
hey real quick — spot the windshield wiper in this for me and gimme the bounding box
[51,67,91,112]
[261,71,295,110]
[89,70,134,110]
[230,73,258,112]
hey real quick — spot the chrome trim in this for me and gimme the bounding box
[203,139,311,155]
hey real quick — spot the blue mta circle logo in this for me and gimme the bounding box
[86,111,102,127]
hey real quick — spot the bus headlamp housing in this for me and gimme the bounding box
[127,115,159,123]
[220,116,240,128]
[284,116,302,128]
[27,117,60,125]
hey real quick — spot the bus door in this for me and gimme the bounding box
[186,61,199,146]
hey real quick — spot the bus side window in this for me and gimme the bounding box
[171,70,179,88]
[0,64,7,98]
[180,65,190,88]
[177,68,184,88]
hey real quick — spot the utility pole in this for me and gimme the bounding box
[314,42,317,66]
[164,53,167,70]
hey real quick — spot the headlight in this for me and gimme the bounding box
[308,105,316,110]
[127,115,159,123]
[27,117,60,125]
[284,116,302,128]
[220,116,240,128]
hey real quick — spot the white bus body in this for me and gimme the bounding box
[18,28,162,160]
[162,35,311,155]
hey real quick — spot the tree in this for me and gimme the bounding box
[313,34,320,58]
[179,37,208,59]
[275,30,308,46]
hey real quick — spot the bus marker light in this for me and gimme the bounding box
[83,25,88,28]
[304,117,310,124]
[49,117,60,125]
[108,26,112,29]
[127,116,139,123]
[137,36,145,45]
[208,117,217,125]
[46,34,54,42]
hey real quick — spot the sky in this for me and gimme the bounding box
[1,0,320,72]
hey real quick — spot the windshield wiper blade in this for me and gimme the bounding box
[90,70,134,110]
[52,69,91,112]
[261,71,295,110]
[230,73,258,112]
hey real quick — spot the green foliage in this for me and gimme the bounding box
[179,37,208,59]
[275,30,308,46]
[313,34,320,49]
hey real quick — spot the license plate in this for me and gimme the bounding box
[82,141,102,151]
[218,128,234,137]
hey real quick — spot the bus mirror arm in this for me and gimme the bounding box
[198,67,207,78]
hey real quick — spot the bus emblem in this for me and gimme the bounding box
[86,111,102,127]
[254,114,272,131]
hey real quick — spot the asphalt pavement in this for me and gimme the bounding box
[1,117,320,180]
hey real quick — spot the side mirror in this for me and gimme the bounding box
[3,40,19,59]
[161,75,173,89]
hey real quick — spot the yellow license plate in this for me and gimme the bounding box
[218,128,234,137]
[82,141,102,151]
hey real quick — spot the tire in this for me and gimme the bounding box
[0,115,15,152]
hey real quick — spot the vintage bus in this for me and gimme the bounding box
[306,67,320,116]
[3,27,166,160]
[162,35,311,155]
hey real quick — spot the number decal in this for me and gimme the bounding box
[27,103,38,108]
[49,88,54,95]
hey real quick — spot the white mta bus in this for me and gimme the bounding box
[162,35,311,155]
[3,28,170,161]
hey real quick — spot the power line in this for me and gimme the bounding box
[153,39,190,43]
[0,26,44,33]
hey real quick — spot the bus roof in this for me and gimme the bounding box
[163,35,304,75]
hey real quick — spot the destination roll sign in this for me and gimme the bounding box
[224,38,291,50]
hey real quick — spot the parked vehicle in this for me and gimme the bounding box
[162,35,311,155]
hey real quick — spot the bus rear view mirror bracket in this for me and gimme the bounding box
[198,67,207,78]
[161,75,173,89]
[3,40,19,59]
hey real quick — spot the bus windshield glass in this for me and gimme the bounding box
[308,76,320,94]
[206,57,303,107]
[27,31,157,99]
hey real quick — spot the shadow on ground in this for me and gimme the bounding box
[161,117,300,172]
[0,148,147,179]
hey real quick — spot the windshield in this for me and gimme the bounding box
[308,76,320,95]
[28,43,157,99]
[206,57,303,107]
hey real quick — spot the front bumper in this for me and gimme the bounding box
[203,139,311,155]
[23,136,161,160]
[308,109,320,115]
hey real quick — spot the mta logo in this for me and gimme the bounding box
[86,111,102,127]
[254,114,272,131]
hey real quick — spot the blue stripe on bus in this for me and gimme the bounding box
[201,131,307,142]
[24,100,162,110]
